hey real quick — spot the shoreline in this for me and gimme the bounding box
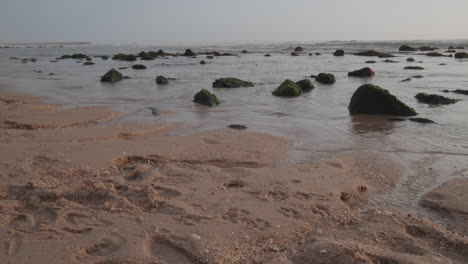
[1,88,468,263]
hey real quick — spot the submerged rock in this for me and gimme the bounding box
[383,59,398,63]
[348,84,417,116]
[212,78,254,88]
[100,68,124,82]
[241,50,248,54]
[365,60,376,63]
[200,60,206,65]
[348,67,375,77]
[132,64,147,70]
[156,75,169,85]
[112,53,137,61]
[227,124,247,130]
[418,46,438,51]
[415,93,457,105]
[315,53,321,55]
[425,52,446,57]
[296,79,314,92]
[407,57,415,62]
[354,50,394,58]
[291,52,299,56]
[206,56,214,59]
[333,49,345,56]
[83,61,95,65]
[404,66,424,70]
[294,46,303,52]
[264,54,271,57]
[315,73,336,84]
[454,52,468,59]
[95,55,109,60]
[61,53,91,60]
[452,89,468,95]
[399,45,417,52]
[184,49,198,57]
[412,75,423,78]
[193,89,220,106]
[409,117,436,124]
[401,78,412,82]
[272,80,302,97]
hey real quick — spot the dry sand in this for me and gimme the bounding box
[0,89,467,264]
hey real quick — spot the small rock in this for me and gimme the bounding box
[194,89,220,106]
[132,64,147,70]
[227,124,247,130]
[333,49,345,56]
[315,73,336,84]
[156,75,169,85]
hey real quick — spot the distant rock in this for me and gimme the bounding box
[49,73,55,76]
[200,60,206,65]
[60,53,91,60]
[446,49,456,53]
[118,67,127,70]
[348,84,417,116]
[264,54,271,57]
[296,79,314,92]
[95,55,109,60]
[415,93,457,105]
[401,78,412,82]
[452,89,468,95]
[333,49,345,56]
[315,73,336,84]
[241,50,248,54]
[365,60,376,63]
[291,52,299,56]
[100,68,124,82]
[412,75,423,78]
[272,80,302,97]
[354,50,394,58]
[404,66,424,70]
[227,124,247,130]
[132,64,147,70]
[348,67,375,77]
[9,57,19,60]
[183,49,198,57]
[294,46,303,52]
[455,52,468,59]
[308,53,313,56]
[156,75,169,85]
[112,53,137,61]
[406,57,415,62]
[409,117,436,124]
[418,46,438,51]
[139,52,157,60]
[213,78,254,88]
[399,45,417,52]
[207,56,214,59]
[315,53,321,55]
[383,59,398,63]
[193,89,220,106]
[83,61,95,65]
[425,52,447,57]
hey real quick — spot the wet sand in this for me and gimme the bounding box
[1,88,467,264]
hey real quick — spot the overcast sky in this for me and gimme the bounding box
[1,0,467,44]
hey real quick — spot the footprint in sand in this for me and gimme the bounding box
[84,234,126,257]
[146,236,198,264]
[202,138,220,145]
[8,214,36,233]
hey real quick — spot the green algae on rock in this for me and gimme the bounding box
[348,84,417,116]
[194,89,220,106]
[272,80,302,97]
[156,75,169,85]
[112,53,137,61]
[100,68,123,83]
[212,78,254,88]
[415,93,457,105]
[295,79,314,92]
[315,73,336,84]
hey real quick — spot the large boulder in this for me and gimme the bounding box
[184,49,198,56]
[272,80,302,97]
[132,64,147,70]
[415,93,457,105]
[399,45,417,52]
[112,53,137,61]
[156,75,169,85]
[455,52,468,59]
[212,78,254,88]
[193,89,220,106]
[348,84,417,116]
[315,73,336,84]
[100,68,123,82]
[348,67,375,77]
[296,79,314,92]
[333,49,345,56]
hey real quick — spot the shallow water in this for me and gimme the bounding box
[1,40,468,219]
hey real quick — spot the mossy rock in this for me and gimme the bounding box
[83,61,95,65]
[112,53,137,61]
[348,84,417,116]
[194,89,220,106]
[404,66,424,70]
[212,78,254,88]
[156,75,169,85]
[315,73,336,84]
[333,49,345,56]
[348,67,375,77]
[296,79,314,92]
[455,52,468,59]
[272,80,302,97]
[132,64,147,70]
[399,45,417,52]
[415,93,457,105]
[100,68,123,82]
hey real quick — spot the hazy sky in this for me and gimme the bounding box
[1,0,467,44]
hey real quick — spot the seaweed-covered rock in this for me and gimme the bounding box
[348,84,417,116]
[83,61,95,65]
[348,67,375,77]
[212,78,254,88]
[406,57,415,62]
[333,49,345,56]
[399,45,417,52]
[100,68,124,82]
[409,118,436,124]
[139,52,157,60]
[272,80,302,97]
[404,66,424,70]
[294,46,303,52]
[296,79,314,92]
[132,64,147,70]
[183,49,198,57]
[156,75,169,85]
[315,73,336,84]
[193,89,220,106]
[455,52,468,59]
[415,93,457,105]
[112,53,137,61]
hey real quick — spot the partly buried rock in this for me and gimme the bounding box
[296,79,314,92]
[404,66,424,70]
[212,77,254,88]
[315,73,336,84]
[227,124,247,130]
[193,89,220,106]
[132,64,147,70]
[183,49,198,56]
[112,53,137,61]
[415,93,457,105]
[348,67,375,77]
[409,117,436,124]
[348,84,417,116]
[399,45,417,51]
[454,52,468,59]
[272,80,302,97]
[333,49,345,56]
[100,68,124,82]
[156,75,169,85]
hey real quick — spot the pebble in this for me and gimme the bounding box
[320,249,327,254]
[191,234,201,240]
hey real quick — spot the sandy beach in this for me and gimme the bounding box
[1,87,467,264]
